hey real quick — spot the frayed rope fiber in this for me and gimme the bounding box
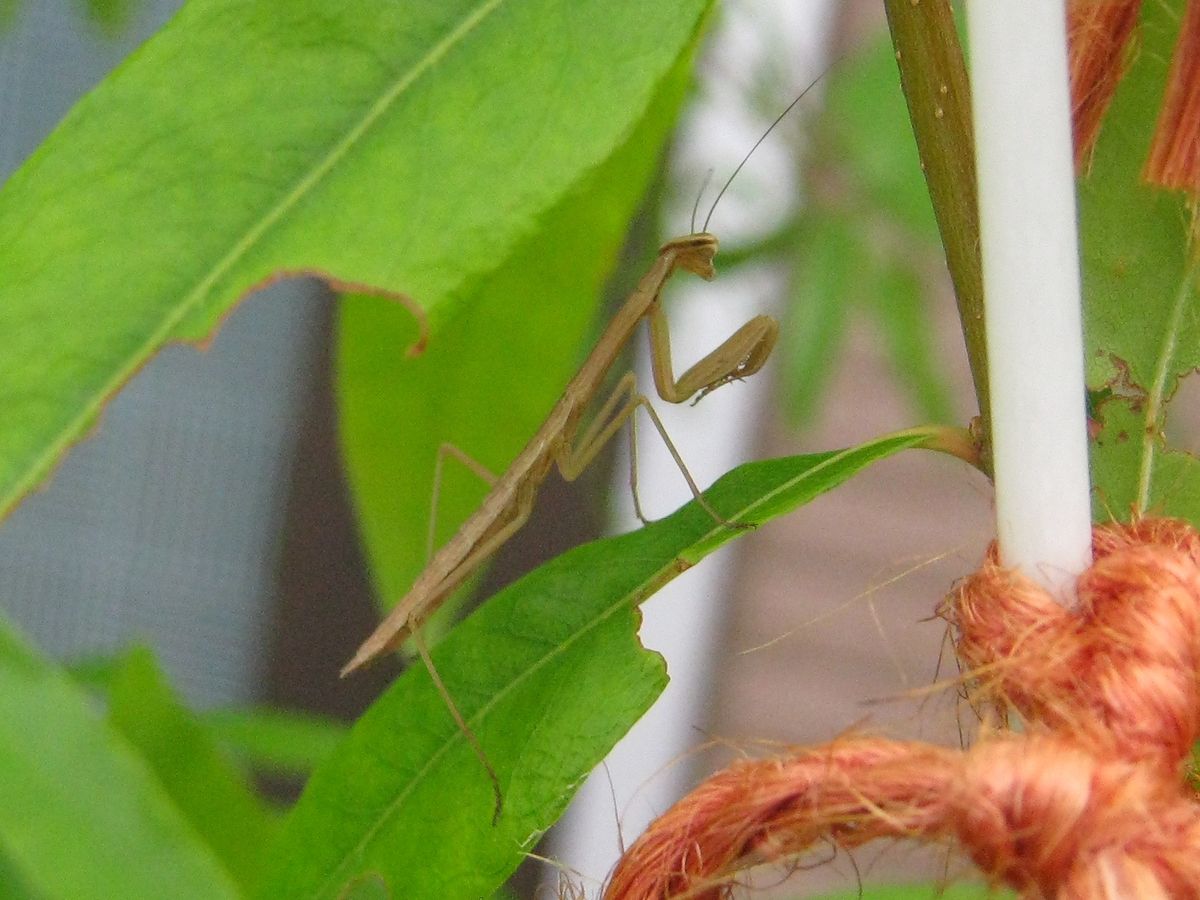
[604,518,1200,899]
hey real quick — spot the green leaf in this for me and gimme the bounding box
[781,37,955,431]
[71,654,347,780]
[0,845,40,900]
[821,39,939,243]
[0,617,238,899]
[201,707,347,778]
[107,646,279,890]
[337,31,702,610]
[1075,1,1200,521]
[782,216,855,429]
[336,875,390,900]
[63,651,125,692]
[0,0,712,521]
[1090,396,1200,523]
[1078,0,1200,396]
[257,432,938,900]
[866,262,957,424]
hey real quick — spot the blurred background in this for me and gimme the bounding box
[0,1,996,896]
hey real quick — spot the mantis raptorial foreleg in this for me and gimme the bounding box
[649,307,779,404]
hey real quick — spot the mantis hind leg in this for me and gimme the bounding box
[406,489,539,823]
[558,371,741,528]
[411,629,504,824]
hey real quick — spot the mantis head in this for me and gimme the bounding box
[662,232,719,281]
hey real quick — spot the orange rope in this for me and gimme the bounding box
[604,519,1200,899]
[1067,0,1140,169]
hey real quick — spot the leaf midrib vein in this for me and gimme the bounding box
[1137,260,1198,513]
[16,0,507,514]
[315,440,911,896]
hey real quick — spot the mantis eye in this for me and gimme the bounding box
[660,233,718,279]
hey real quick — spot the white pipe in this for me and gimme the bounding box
[965,1,1093,596]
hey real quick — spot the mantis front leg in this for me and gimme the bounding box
[648,303,779,404]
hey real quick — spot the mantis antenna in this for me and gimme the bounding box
[702,61,836,233]
[689,167,715,236]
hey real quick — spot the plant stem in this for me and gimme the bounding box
[884,0,989,457]
[964,1,1093,598]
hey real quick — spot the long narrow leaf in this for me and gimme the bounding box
[107,646,279,890]
[0,617,237,899]
[202,706,347,779]
[258,432,939,900]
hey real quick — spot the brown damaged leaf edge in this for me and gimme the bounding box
[253,269,431,356]
[627,558,695,618]
[0,268,430,526]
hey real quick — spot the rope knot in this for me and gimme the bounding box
[952,517,1200,768]
[604,519,1200,899]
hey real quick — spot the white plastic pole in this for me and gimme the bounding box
[965,1,1093,597]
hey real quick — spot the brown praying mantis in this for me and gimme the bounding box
[341,68,830,817]
[340,231,775,677]
[342,232,772,819]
